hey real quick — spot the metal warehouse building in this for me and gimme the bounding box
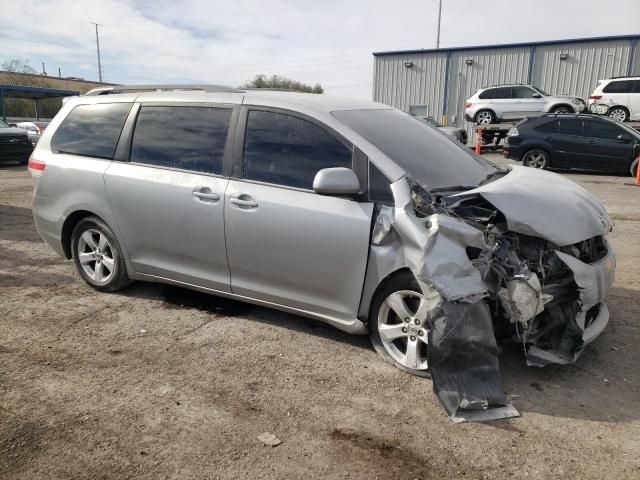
[372,34,640,137]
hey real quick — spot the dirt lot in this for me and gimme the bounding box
[1,155,639,479]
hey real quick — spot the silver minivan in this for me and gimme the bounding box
[29,86,615,416]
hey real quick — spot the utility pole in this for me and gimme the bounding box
[436,0,443,49]
[90,22,103,82]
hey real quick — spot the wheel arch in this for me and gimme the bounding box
[358,261,413,322]
[607,105,630,115]
[61,210,105,259]
[550,103,574,113]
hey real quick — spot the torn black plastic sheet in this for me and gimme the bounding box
[388,179,518,422]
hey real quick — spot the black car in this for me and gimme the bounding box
[504,114,640,176]
[0,119,33,165]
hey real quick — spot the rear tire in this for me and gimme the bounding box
[630,158,639,178]
[608,106,629,122]
[369,271,431,378]
[522,148,550,169]
[475,109,496,125]
[71,216,132,292]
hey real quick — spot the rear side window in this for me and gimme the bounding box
[51,103,131,159]
[584,120,621,140]
[558,118,583,136]
[131,106,232,175]
[243,110,352,189]
[603,80,634,94]
[478,89,495,99]
[535,120,558,133]
[493,87,512,99]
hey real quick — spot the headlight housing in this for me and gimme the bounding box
[507,127,519,137]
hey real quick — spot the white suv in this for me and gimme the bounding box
[588,77,640,122]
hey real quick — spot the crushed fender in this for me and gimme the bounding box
[378,170,614,422]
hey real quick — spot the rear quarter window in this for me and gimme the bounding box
[534,120,558,133]
[51,103,131,159]
[603,80,634,94]
[478,89,495,100]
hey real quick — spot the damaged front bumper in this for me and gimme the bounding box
[379,167,615,421]
[525,246,615,366]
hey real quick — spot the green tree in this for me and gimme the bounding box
[241,74,323,94]
[2,59,37,74]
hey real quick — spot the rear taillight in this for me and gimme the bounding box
[589,95,602,100]
[28,152,46,172]
[465,102,472,109]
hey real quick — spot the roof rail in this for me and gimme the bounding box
[608,75,640,80]
[84,84,244,96]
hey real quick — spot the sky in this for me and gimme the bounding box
[1,0,639,98]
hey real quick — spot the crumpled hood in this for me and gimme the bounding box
[452,166,611,246]
[0,127,29,137]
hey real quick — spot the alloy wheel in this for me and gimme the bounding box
[523,150,548,169]
[77,229,116,283]
[476,111,493,124]
[377,290,429,370]
[609,108,627,122]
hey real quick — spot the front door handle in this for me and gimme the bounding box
[192,187,220,202]
[229,194,258,208]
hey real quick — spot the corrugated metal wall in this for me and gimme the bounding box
[372,37,640,141]
[447,47,530,137]
[532,39,632,99]
[373,52,448,119]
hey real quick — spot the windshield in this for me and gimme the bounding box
[333,109,497,190]
[0,119,9,128]
[532,86,551,96]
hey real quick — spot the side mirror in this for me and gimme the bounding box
[532,93,542,99]
[617,133,631,143]
[313,167,360,196]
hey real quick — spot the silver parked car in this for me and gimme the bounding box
[16,121,50,146]
[465,84,587,124]
[29,86,615,419]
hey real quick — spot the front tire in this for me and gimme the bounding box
[608,106,629,122]
[369,272,430,378]
[551,105,573,114]
[71,216,131,292]
[522,148,550,169]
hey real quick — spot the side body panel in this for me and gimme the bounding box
[224,179,374,320]
[104,163,231,291]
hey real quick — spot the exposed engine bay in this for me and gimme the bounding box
[375,165,616,422]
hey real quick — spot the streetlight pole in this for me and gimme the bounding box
[90,22,103,82]
[436,0,443,49]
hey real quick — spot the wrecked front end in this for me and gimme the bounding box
[378,165,615,421]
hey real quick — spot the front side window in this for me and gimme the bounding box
[558,118,583,136]
[243,110,352,189]
[131,106,232,175]
[514,86,537,99]
[51,103,131,159]
[603,80,634,94]
[584,120,621,141]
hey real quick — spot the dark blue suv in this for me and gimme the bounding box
[504,114,640,176]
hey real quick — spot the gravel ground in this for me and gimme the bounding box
[1,155,639,479]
